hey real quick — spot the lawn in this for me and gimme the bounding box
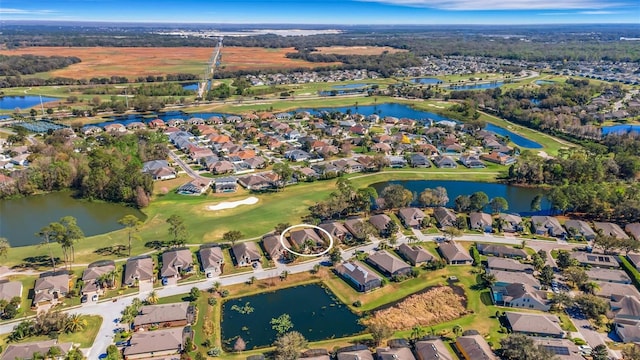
[0,315,102,349]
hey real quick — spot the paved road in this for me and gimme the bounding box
[569,316,620,359]
[167,150,209,183]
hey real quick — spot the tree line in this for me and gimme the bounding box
[0,54,81,76]
[286,50,423,77]
[0,72,198,88]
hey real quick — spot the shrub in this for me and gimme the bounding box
[619,256,640,288]
[220,289,230,298]
[470,246,481,266]
[207,298,217,306]
[353,300,362,307]
[207,347,222,357]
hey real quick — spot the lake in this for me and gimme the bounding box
[485,123,542,149]
[221,284,363,349]
[410,78,442,85]
[331,83,373,90]
[0,96,59,110]
[181,83,199,91]
[535,80,556,85]
[0,192,146,247]
[448,82,503,91]
[370,180,550,215]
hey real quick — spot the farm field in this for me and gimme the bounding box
[312,46,408,55]
[0,47,340,79]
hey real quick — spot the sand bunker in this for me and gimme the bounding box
[207,197,259,211]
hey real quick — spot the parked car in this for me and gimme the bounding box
[578,345,592,355]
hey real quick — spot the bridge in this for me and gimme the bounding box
[197,37,224,99]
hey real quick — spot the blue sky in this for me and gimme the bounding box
[1,0,638,24]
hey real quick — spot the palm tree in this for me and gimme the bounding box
[0,237,9,259]
[119,214,143,256]
[146,291,158,304]
[37,224,62,272]
[64,314,87,333]
[411,325,425,341]
[583,281,600,295]
[453,324,463,337]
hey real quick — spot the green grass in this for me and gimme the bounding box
[0,315,102,350]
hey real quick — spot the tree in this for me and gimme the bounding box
[367,323,393,346]
[531,252,546,272]
[0,237,9,258]
[167,214,188,246]
[189,287,200,301]
[64,314,87,333]
[222,230,243,246]
[273,162,293,190]
[37,223,64,271]
[594,234,622,254]
[410,325,425,341]
[575,294,608,319]
[274,223,291,234]
[469,191,489,212]
[556,250,577,269]
[453,324,463,337]
[66,347,85,360]
[47,346,63,359]
[481,272,497,287]
[442,226,462,241]
[591,344,609,360]
[563,266,588,289]
[489,197,509,214]
[500,334,558,360]
[419,187,449,207]
[271,313,294,336]
[583,281,601,295]
[622,344,640,360]
[119,214,143,256]
[549,292,574,312]
[530,195,543,212]
[381,184,413,209]
[146,290,158,304]
[273,331,307,360]
[329,247,342,264]
[539,265,555,286]
[454,195,471,212]
[105,344,122,360]
[59,216,84,265]
[233,337,246,352]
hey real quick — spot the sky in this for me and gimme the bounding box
[1,0,639,25]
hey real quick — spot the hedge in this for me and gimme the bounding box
[619,255,640,290]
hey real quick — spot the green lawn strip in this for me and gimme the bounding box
[556,312,578,332]
[0,315,102,350]
[619,256,640,290]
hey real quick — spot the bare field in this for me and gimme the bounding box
[0,46,339,78]
[312,46,408,55]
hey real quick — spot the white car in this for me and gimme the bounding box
[578,345,592,355]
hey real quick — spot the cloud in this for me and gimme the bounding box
[0,8,57,15]
[578,10,618,14]
[357,0,625,10]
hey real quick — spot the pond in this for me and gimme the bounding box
[535,80,556,85]
[221,283,363,349]
[181,83,199,91]
[0,191,146,247]
[485,123,542,149]
[448,82,503,91]
[0,96,59,110]
[601,124,640,135]
[331,83,373,90]
[370,180,550,215]
[410,78,442,85]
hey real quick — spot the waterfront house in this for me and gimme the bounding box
[564,220,596,241]
[318,221,352,243]
[33,272,69,309]
[335,261,382,292]
[81,260,116,301]
[124,326,189,359]
[433,207,456,228]
[593,222,630,240]
[290,228,325,248]
[498,213,523,233]
[376,346,416,360]
[409,153,431,168]
[433,155,457,168]
[625,223,640,240]
[199,246,224,278]
[367,250,412,277]
[336,345,374,360]
[531,216,566,237]
[480,152,516,165]
[369,214,393,236]
[397,207,426,229]
[469,212,493,232]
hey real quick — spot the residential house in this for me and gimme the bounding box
[486,257,534,273]
[199,246,224,278]
[0,281,22,306]
[531,216,566,238]
[335,261,382,292]
[124,256,154,287]
[612,295,640,343]
[388,155,407,168]
[336,345,374,360]
[433,207,457,228]
[126,121,146,131]
[593,222,630,240]
[1,340,73,360]
[124,326,189,359]
[142,160,177,181]
[211,160,235,175]
[160,249,194,280]
[284,149,310,162]
[478,244,528,260]
[344,218,367,240]
[133,302,194,331]
[376,346,416,360]
[372,143,392,154]
[369,214,393,236]
[493,283,550,311]
[571,252,620,268]
[498,213,523,233]
[104,123,126,133]
[214,177,237,193]
[409,153,431,168]
[318,222,352,243]
[455,335,497,360]
[290,228,325,248]
[238,174,272,191]
[367,250,412,277]
[81,125,103,136]
[414,339,454,360]
[397,207,426,229]
[469,212,493,232]
[505,312,564,338]
[627,253,640,271]
[176,180,211,195]
[480,152,516,165]
[148,119,165,128]
[262,234,290,262]
[564,220,596,241]
[232,242,262,267]
[532,338,583,360]
[586,268,631,284]
[81,260,116,301]
[625,223,640,240]
[438,241,473,265]
[459,154,486,168]
[33,272,69,309]
[595,282,640,300]
[490,269,541,288]
[433,155,457,168]
[244,156,266,169]
[397,243,434,266]
[300,349,331,360]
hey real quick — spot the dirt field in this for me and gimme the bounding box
[0,46,339,79]
[312,46,407,55]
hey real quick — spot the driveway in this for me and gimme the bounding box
[568,312,620,359]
